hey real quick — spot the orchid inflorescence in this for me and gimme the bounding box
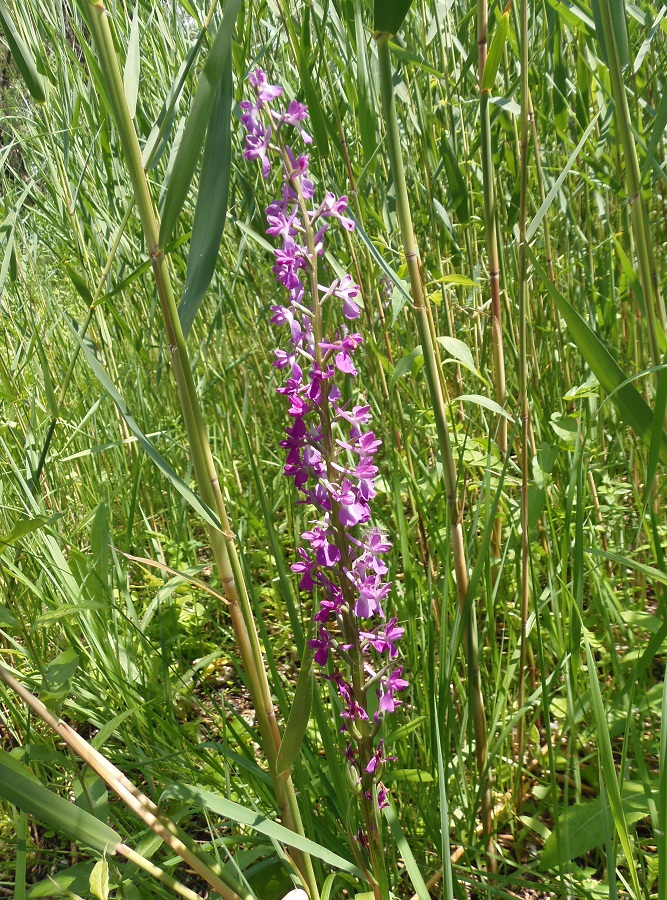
[241,68,407,817]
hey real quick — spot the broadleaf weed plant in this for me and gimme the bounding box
[242,68,405,900]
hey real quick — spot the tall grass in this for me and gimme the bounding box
[0,0,665,898]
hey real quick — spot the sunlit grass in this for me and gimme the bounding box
[0,0,665,897]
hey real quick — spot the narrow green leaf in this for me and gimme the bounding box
[481,10,510,93]
[123,4,140,119]
[529,248,667,461]
[591,0,629,70]
[640,84,667,184]
[64,264,94,307]
[583,633,641,898]
[0,750,119,855]
[275,644,314,777]
[647,356,667,496]
[158,0,241,248]
[440,135,469,223]
[90,502,109,590]
[73,327,222,533]
[179,51,233,336]
[658,675,667,900]
[383,801,430,900]
[160,782,362,877]
[36,339,58,419]
[526,111,600,242]
[0,0,46,102]
[587,548,667,585]
[373,0,414,35]
[355,0,377,166]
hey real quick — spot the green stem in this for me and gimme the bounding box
[478,0,507,462]
[375,32,492,863]
[597,0,666,372]
[81,4,318,896]
[516,0,531,812]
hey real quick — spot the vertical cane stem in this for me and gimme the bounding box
[81,4,318,895]
[375,32,493,865]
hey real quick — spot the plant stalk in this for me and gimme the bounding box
[516,0,531,814]
[375,32,492,863]
[596,0,666,374]
[80,4,318,895]
[0,663,249,900]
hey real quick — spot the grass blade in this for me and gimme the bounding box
[0,750,119,854]
[529,248,667,460]
[158,0,241,247]
[0,0,46,102]
[179,50,233,336]
[160,782,363,878]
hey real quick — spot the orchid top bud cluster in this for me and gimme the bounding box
[241,69,407,812]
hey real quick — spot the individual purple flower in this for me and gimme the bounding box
[360,618,405,659]
[309,625,332,666]
[377,668,409,714]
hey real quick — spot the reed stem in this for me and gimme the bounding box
[375,31,493,864]
[81,4,317,894]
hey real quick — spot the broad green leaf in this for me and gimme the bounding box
[529,249,667,461]
[374,0,414,35]
[160,782,362,877]
[74,772,109,824]
[481,9,510,92]
[0,750,119,854]
[390,346,423,388]
[457,393,513,420]
[28,862,97,898]
[540,781,651,869]
[158,0,241,247]
[0,605,18,628]
[437,336,475,369]
[435,274,477,287]
[123,4,140,119]
[0,0,46,102]
[41,648,79,706]
[275,643,314,777]
[0,516,49,553]
[179,50,233,336]
[89,859,109,900]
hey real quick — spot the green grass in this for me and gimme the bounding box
[0,0,666,897]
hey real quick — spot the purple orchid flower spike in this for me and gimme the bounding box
[241,69,407,847]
